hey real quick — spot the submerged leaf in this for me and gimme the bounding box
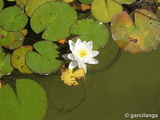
[11,46,33,74]
[0,6,28,31]
[26,41,62,74]
[31,1,77,41]
[111,9,160,54]
[70,19,109,50]
[0,79,47,120]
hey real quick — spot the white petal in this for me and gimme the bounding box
[62,54,69,60]
[87,58,99,64]
[90,51,99,57]
[69,40,75,52]
[75,38,82,47]
[87,41,93,51]
[68,53,75,60]
[69,60,78,69]
[78,62,87,73]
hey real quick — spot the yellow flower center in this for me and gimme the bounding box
[78,49,88,58]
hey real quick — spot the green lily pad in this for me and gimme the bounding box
[111,9,160,54]
[70,19,109,50]
[0,0,4,11]
[31,1,77,41]
[11,46,33,74]
[79,0,93,4]
[91,0,122,23]
[25,0,57,17]
[26,41,62,74]
[0,47,13,77]
[16,0,27,9]
[6,29,28,50]
[0,6,28,31]
[0,79,47,120]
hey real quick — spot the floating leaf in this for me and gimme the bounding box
[70,19,109,50]
[0,28,27,49]
[0,0,4,11]
[16,0,27,9]
[6,29,28,50]
[63,0,74,3]
[0,79,47,120]
[0,47,13,77]
[11,46,33,74]
[91,0,122,23]
[0,6,28,31]
[79,0,93,4]
[26,41,62,74]
[111,9,160,54]
[31,1,77,41]
[25,0,57,17]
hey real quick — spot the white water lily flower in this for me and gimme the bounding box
[62,38,99,73]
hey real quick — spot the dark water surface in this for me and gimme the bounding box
[5,40,160,120]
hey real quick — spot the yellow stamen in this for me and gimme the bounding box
[78,49,88,58]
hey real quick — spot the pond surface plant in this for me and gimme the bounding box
[0,0,160,119]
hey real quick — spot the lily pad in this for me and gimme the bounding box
[0,79,47,120]
[31,1,77,41]
[91,0,122,23]
[16,0,27,9]
[0,0,4,11]
[111,9,160,54]
[25,0,57,17]
[6,29,28,50]
[70,19,109,50]
[26,41,62,74]
[0,47,13,77]
[0,6,28,31]
[11,46,33,74]
[91,0,135,23]
[79,0,93,4]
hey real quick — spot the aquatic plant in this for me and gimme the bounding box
[0,0,160,119]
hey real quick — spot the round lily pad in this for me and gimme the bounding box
[79,0,93,4]
[0,6,28,31]
[31,1,77,41]
[91,0,122,23]
[0,0,4,11]
[70,19,109,50]
[0,79,47,120]
[11,46,33,74]
[25,0,57,17]
[111,9,160,54]
[26,41,62,74]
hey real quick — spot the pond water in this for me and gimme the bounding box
[5,38,160,120]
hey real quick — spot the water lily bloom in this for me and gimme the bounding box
[62,38,99,73]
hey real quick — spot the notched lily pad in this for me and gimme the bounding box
[0,6,28,31]
[111,9,160,54]
[91,0,122,23]
[0,47,13,77]
[0,79,47,120]
[31,1,77,41]
[26,41,62,74]
[70,19,109,50]
[16,0,27,9]
[11,46,33,74]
